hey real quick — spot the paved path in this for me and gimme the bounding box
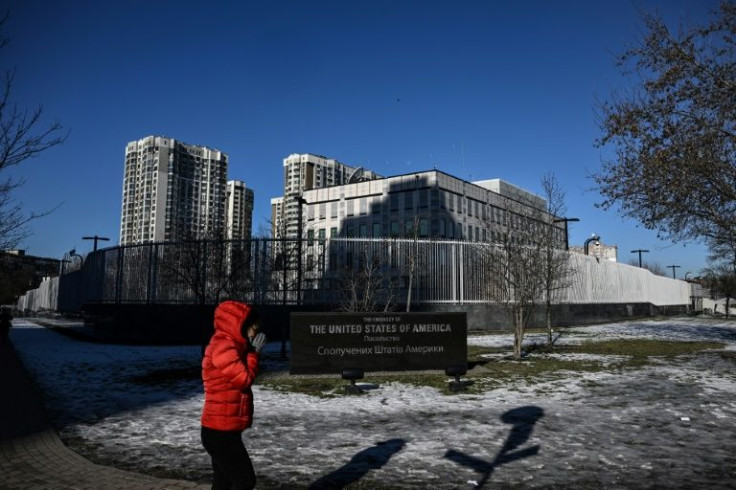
[0,338,209,490]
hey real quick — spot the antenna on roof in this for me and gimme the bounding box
[461,142,467,178]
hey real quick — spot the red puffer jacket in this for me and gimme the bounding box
[201,301,260,431]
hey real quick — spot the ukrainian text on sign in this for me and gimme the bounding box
[290,312,467,375]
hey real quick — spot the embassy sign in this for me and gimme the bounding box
[290,312,467,375]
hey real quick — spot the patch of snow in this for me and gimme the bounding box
[9,317,736,488]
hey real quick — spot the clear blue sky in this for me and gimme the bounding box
[4,0,719,277]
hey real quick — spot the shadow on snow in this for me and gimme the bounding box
[305,405,545,489]
[445,405,545,488]
[308,439,407,489]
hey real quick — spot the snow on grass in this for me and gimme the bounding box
[9,316,736,489]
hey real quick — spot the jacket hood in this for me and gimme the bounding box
[213,301,252,343]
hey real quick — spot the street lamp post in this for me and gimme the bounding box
[583,235,600,255]
[553,217,579,251]
[296,196,308,306]
[282,195,308,360]
[667,265,681,279]
[82,235,110,252]
[631,249,650,268]
[59,258,70,275]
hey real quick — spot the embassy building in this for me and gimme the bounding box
[298,169,565,247]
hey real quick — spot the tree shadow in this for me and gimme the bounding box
[444,405,544,488]
[308,438,406,489]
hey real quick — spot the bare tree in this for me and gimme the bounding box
[0,14,66,250]
[336,241,396,312]
[158,228,251,306]
[702,237,736,317]
[626,260,668,277]
[404,214,425,312]
[156,228,253,355]
[594,3,736,257]
[540,174,575,344]
[702,263,736,317]
[486,201,547,359]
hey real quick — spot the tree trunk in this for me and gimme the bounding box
[727,297,731,318]
[546,298,552,344]
[513,306,524,359]
[405,269,413,312]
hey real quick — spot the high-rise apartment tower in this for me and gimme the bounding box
[272,153,382,238]
[226,180,254,241]
[120,135,228,245]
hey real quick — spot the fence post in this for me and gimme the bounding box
[100,250,108,302]
[201,240,208,304]
[262,239,270,303]
[253,239,260,304]
[148,243,159,304]
[459,242,465,304]
[115,247,124,305]
[451,242,457,303]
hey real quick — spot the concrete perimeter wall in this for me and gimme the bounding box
[559,254,690,305]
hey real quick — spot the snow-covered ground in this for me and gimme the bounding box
[9,317,736,489]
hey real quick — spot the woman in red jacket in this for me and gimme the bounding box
[201,301,267,490]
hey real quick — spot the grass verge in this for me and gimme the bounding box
[262,339,726,398]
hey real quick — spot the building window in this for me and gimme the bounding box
[390,221,400,237]
[372,222,381,237]
[419,219,429,237]
[431,189,440,209]
[418,189,428,209]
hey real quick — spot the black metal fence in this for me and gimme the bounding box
[20,237,694,317]
[58,237,503,309]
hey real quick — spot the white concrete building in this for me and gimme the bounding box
[120,135,228,245]
[300,170,563,246]
[226,180,254,241]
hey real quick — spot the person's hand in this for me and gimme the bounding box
[250,332,267,353]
